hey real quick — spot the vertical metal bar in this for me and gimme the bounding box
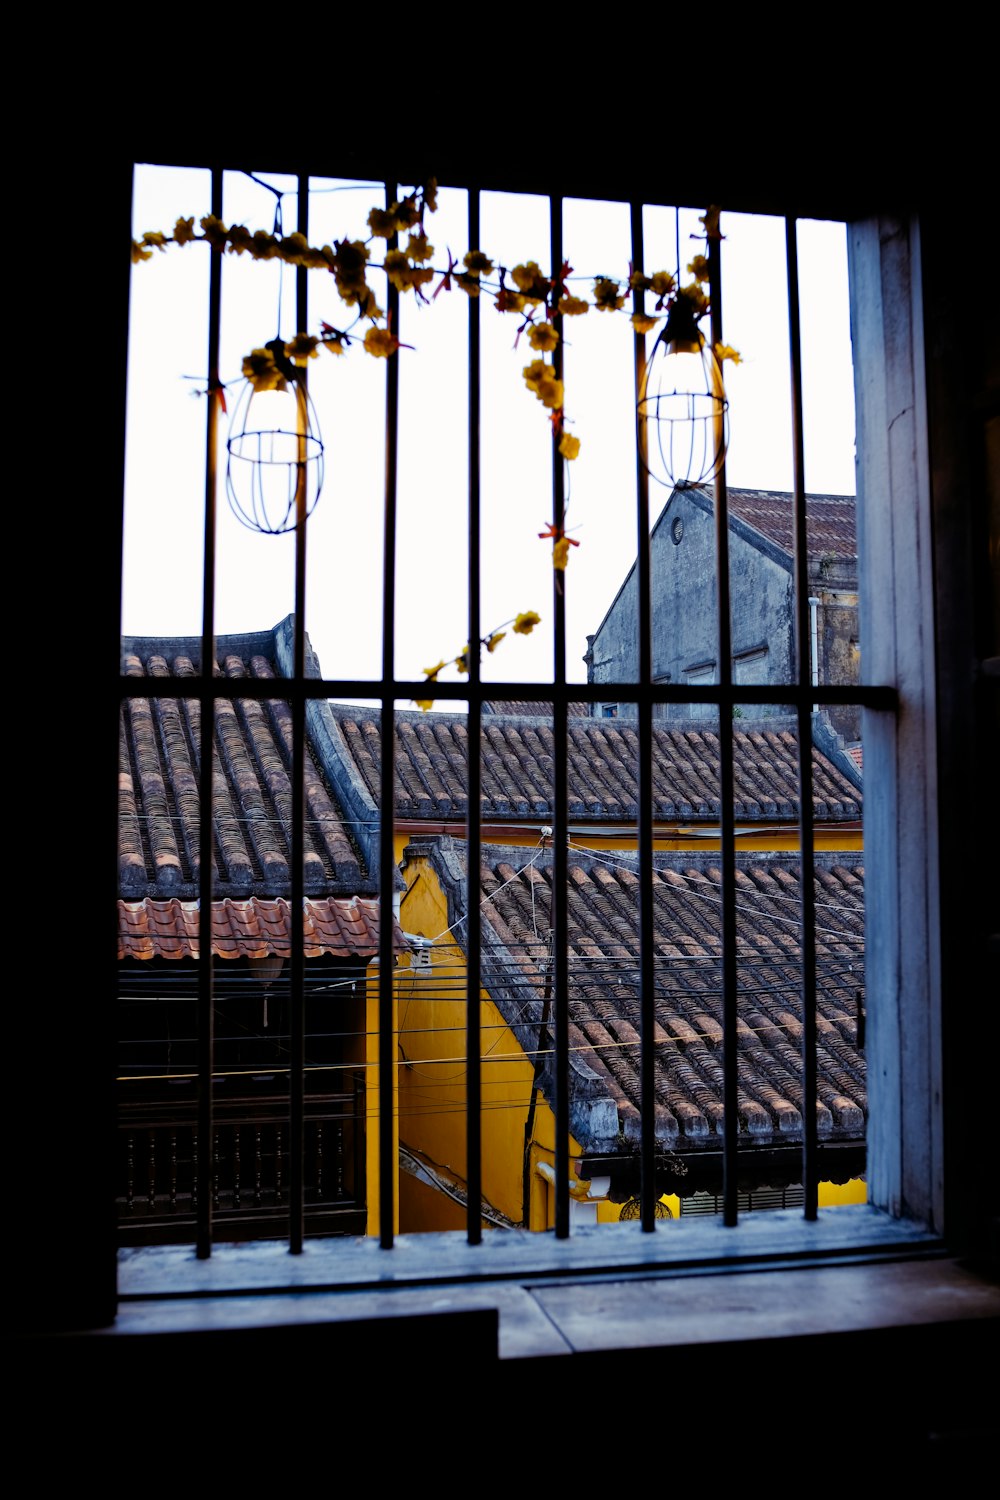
[465,186,483,1245]
[550,194,570,1238]
[196,165,223,1259]
[289,173,309,1253]
[378,178,400,1250]
[708,222,740,1229]
[631,202,657,1232]
[785,217,819,1219]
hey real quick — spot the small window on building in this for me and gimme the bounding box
[734,646,768,685]
[684,663,716,720]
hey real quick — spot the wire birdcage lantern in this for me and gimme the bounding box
[637,288,729,490]
[226,337,325,534]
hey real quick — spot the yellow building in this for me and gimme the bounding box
[391,833,867,1233]
[306,701,867,1235]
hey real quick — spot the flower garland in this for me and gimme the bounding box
[133,184,739,706]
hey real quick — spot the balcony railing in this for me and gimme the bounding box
[117,1072,366,1244]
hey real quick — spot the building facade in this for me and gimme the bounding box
[586,485,860,744]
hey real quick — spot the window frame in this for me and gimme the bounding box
[30,158,986,1335]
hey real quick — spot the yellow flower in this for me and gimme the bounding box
[393,197,420,231]
[334,239,370,276]
[699,205,722,240]
[384,250,433,293]
[356,288,385,320]
[422,179,438,213]
[650,270,675,297]
[173,216,196,246]
[536,375,564,410]
[199,214,228,251]
[455,272,481,297]
[630,312,660,335]
[300,243,332,270]
[558,432,581,460]
[687,253,711,284]
[680,282,709,315]
[593,277,625,311]
[423,660,447,681]
[715,342,742,366]
[227,224,255,256]
[629,271,653,292]
[250,230,279,260]
[512,611,542,636]
[242,348,287,392]
[140,230,168,252]
[364,326,399,358]
[456,646,470,675]
[367,206,398,239]
[463,250,494,277]
[285,333,320,366]
[522,358,549,393]
[558,294,589,317]
[527,322,559,352]
[485,631,506,653]
[511,261,550,302]
[553,537,572,570]
[321,334,346,356]
[406,232,434,263]
[279,232,311,266]
[384,248,411,290]
[497,289,526,314]
[131,239,152,263]
[414,698,434,712]
[334,239,375,307]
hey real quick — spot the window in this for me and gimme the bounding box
[27,152,995,1338]
[684,661,716,719]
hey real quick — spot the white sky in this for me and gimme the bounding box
[124,166,856,691]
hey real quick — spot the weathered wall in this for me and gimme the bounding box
[589,490,795,718]
[587,491,860,740]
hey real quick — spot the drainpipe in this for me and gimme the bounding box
[808,596,821,714]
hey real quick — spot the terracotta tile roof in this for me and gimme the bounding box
[327,705,862,824]
[119,634,368,899]
[418,839,866,1157]
[117,895,403,960]
[847,745,863,771]
[716,487,857,560]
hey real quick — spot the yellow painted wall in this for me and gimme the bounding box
[818,1178,867,1207]
[395,828,861,864]
[350,969,398,1240]
[396,859,542,1229]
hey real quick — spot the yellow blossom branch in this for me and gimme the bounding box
[133,192,737,578]
[413,613,542,711]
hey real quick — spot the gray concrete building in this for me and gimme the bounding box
[584,485,860,744]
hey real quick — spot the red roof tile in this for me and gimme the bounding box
[710,487,857,560]
[117,896,403,960]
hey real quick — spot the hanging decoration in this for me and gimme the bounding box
[226,335,325,534]
[634,214,741,490]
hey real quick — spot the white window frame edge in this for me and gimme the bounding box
[850,213,942,1230]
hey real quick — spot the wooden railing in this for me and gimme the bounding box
[117,1072,366,1244]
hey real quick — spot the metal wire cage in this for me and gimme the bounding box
[226,342,325,534]
[637,321,729,490]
